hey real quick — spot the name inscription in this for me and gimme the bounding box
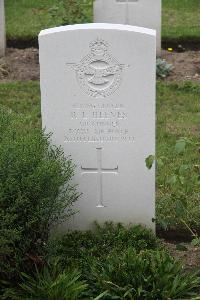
[64,102,134,143]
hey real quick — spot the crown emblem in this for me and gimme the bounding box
[90,38,108,56]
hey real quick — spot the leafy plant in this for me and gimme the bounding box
[191,238,200,247]
[47,222,158,270]
[156,58,173,78]
[156,137,200,241]
[2,263,88,300]
[145,155,155,170]
[0,108,79,286]
[90,248,200,299]
[49,0,93,25]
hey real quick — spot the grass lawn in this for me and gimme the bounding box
[5,0,61,41]
[0,81,41,128]
[156,82,200,230]
[0,80,199,230]
[5,0,200,43]
[162,0,200,43]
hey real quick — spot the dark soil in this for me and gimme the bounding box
[162,40,200,52]
[158,228,200,271]
[163,241,200,271]
[157,228,194,243]
[0,48,200,83]
[0,48,39,82]
[162,50,200,82]
[7,38,39,49]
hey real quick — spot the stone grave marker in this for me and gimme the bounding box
[94,0,161,55]
[39,23,156,231]
[0,0,5,57]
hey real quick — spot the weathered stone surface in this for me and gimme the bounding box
[39,24,156,231]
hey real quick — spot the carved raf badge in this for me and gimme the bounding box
[67,38,128,98]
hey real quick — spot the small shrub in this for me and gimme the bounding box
[156,58,173,78]
[2,263,87,300]
[0,109,79,286]
[49,0,93,25]
[90,248,200,299]
[47,222,158,269]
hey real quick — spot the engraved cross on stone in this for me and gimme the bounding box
[81,147,118,208]
[116,0,138,24]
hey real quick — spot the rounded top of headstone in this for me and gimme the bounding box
[39,23,156,38]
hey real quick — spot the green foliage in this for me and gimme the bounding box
[47,222,158,269]
[145,155,155,170]
[2,263,88,300]
[0,81,41,128]
[156,58,173,78]
[0,108,79,285]
[191,238,200,247]
[90,248,200,299]
[49,0,93,25]
[176,81,200,94]
[156,137,200,241]
[174,137,188,154]
[2,222,200,299]
[156,82,200,231]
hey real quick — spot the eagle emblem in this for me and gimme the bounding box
[67,38,128,98]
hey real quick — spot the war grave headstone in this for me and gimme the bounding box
[39,23,156,231]
[94,0,161,55]
[0,0,5,57]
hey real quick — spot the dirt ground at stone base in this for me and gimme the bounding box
[0,48,200,83]
[162,241,200,271]
[0,48,39,82]
[162,50,200,82]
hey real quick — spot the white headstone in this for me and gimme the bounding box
[39,23,156,231]
[94,0,161,55]
[0,0,5,57]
